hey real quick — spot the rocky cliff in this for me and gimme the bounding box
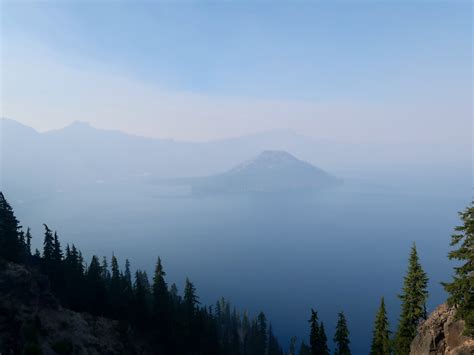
[0,261,153,355]
[410,304,474,355]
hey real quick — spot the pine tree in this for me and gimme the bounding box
[53,232,63,262]
[308,309,329,355]
[111,254,120,283]
[101,256,110,281]
[395,243,429,355]
[256,311,268,355]
[42,224,54,262]
[25,227,32,256]
[370,297,391,355]
[309,309,320,355]
[184,277,199,316]
[109,254,123,318]
[334,312,351,355]
[133,270,151,328]
[86,255,107,315]
[152,257,169,314]
[152,257,170,345]
[124,259,132,290]
[318,322,329,355]
[0,192,23,262]
[443,202,474,336]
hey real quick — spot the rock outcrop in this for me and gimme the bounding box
[410,304,474,355]
[0,261,153,355]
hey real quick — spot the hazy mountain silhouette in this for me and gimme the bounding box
[1,118,469,202]
[190,150,341,194]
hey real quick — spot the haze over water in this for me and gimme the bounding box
[8,169,469,353]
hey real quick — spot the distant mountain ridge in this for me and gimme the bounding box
[1,117,469,202]
[190,150,341,194]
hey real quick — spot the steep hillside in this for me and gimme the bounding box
[0,260,152,355]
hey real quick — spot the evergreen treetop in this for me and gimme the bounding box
[443,202,474,336]
[370,297,391,355]
[334,312,351,355]
[395,243,429,355]
[0,192,23,262]
[42,224,54,262]
[318,322,329,355]
[308,309,320,355]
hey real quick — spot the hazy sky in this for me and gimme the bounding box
[1,1,472,143]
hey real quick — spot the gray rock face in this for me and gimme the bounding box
[0,261,153,355]
[410,304,474,355]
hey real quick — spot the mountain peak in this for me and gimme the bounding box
[233,150,301,172]
[257,150,298,161]
[191,150,340,194]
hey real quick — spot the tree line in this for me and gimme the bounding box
[0,191,472,354]
[0,192,284,355]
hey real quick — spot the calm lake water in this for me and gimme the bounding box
[10,178,470,354]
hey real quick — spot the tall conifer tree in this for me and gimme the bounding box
[184,277,199,316]
[334,312,351,355]
[308,309,320,355]
[395,243,429,355]
[152,257,169,313]
[256,312,268,354]
[25,227,32,256]
[53,232,63,262]
[42,224,54,262]
[370,297,391,355]
[0,192,22,262]
[318,322,329,355]
[443,202,474,335]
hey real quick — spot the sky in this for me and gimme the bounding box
[0,0,472,143]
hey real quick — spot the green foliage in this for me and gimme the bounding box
[0,192,23,262]
[184,277,199,317]
[52,232,63,263]
[152,256,169,330]
[308,309,329,355]
[42,224,54,262]
[318,322,329,355]
[334,312,351,355]
[442,202,474,336]
[394,243,429,355]
[25,227,32,256]
[86,255,108,315]
[308,309,319,354]
[370,298,391,355]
